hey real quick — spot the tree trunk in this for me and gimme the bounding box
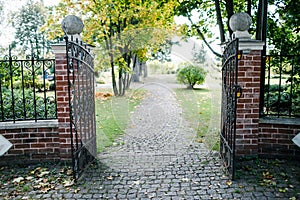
[256,0,263,40]
[225,0,234,37]
[132,56,141,82]
[111,62,118,96]
[214,0,225,43]
[256,0,268,41]
[143,62,147,78]
[118,70,122,96]
[125,52,132,90]
[247,0,252,16]
[107,17,119,96]
[126,54,137,89]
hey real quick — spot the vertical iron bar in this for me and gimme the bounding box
[232,38,239,180]
[289,56,295,117]
[31,54,37,122]
[0,71,4,121]
[277,56,283,117]
[9,48,16,122]
[42,60,47,118]
[53,60,58,119]
[65,35,76,180]
[21,59,26,119]
[259,0,267,116]
[266,56,271,115]
[77,52,83,149]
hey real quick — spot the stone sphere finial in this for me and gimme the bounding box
[61,15,84,35]
[229,12,252,39]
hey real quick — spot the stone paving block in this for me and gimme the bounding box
[1,76,300,200]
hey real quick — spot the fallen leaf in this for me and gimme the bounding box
[67,169,73,176]
[133,180,140,185]
[38,171,50,177]
[25,176,34,181]
[181,178,189,182]
[226,180,232,186]
[12,177,24,183]
[63,179,74,187]
[262,171,273,179]
[280,172,288,177]
[74,188,80,193]
[30,167,42,175]
[279,188,287,193]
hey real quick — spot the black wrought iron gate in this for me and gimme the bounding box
[65,35,97,180]
[220,38,239,180]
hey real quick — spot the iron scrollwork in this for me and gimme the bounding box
[220,38,239,180]
[65,35,97,180]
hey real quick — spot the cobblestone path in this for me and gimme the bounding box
[79,77,299,200]
[1,75,299,199]
[87,80,231,199]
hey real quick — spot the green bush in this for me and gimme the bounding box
[0,89,56,121]
[264,84,300,115]
[176,63,207,89]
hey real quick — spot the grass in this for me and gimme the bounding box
[174,86,221,151]
[95,88,146,152]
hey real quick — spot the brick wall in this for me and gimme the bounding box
[235,42,300,160]
[259,118,300,159]
[235,50,262,156]
[0,121,60,165]
[0,44,73,165]
[54,52,72,160]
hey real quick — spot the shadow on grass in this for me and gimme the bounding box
[176,87,210,92]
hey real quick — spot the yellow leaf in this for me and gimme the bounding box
[226,180,232,186]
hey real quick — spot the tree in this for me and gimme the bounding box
[176,63,207,89]
[192,42,206,64]
[266,0,300,115]
[174,0,263,58]
[44,0,178,96]
[151,39,179,63]
[12,1,50,58]
[267,0,300,55]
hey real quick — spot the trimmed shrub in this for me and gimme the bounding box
[176,63,207,89]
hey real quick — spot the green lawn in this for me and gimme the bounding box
[95,83,220,153]
[95,89,145,152]
[174,87,221,151]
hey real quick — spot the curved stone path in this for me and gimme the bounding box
[99,81,206,171]
[80,75,299,200]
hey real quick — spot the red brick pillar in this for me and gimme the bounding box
[52,44,72,161]
[235,41,264,157]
